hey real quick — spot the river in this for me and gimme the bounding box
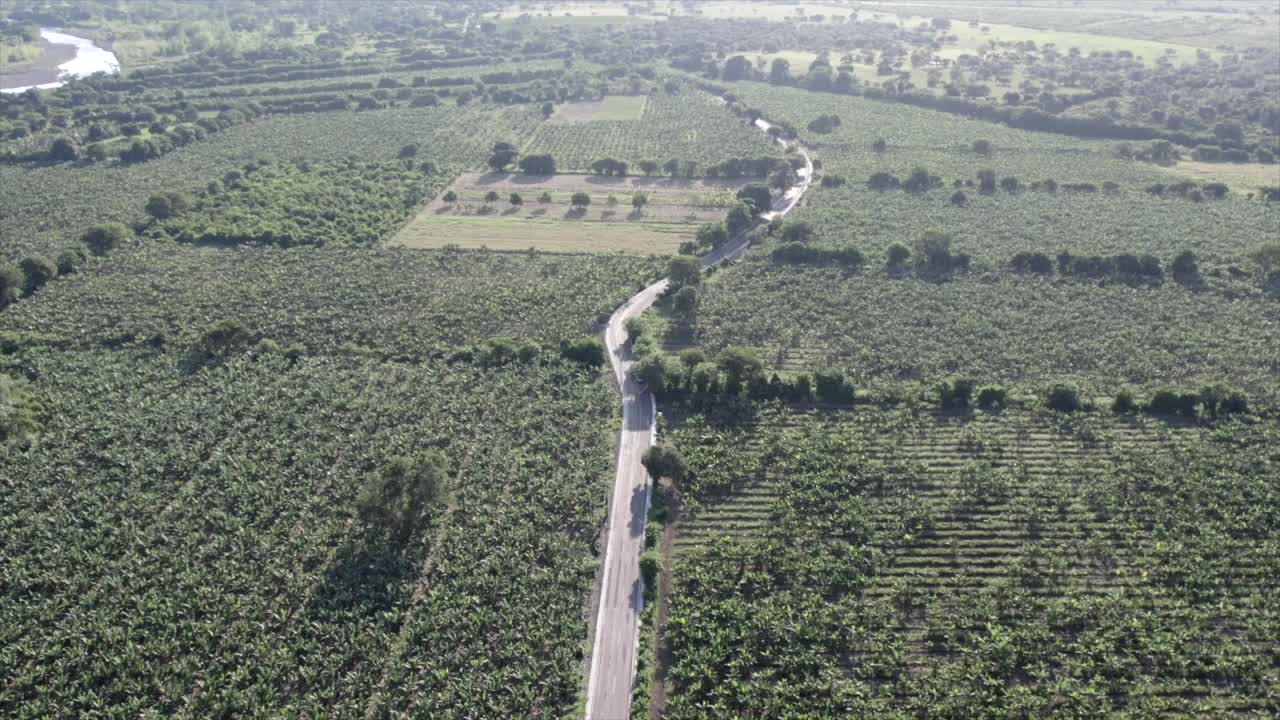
[0,29,120,94]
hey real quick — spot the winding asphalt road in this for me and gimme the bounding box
[584,119,813,720]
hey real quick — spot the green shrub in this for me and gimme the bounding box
[0,264,24,308]
[19,256,57,296]
[56,246,88,275]
[1112,388,1139,415]
[939,378,978,409]
[81,223,132,256]
[561,337,606,368]
[1045,383,1082,413]
[976,385,1008,410]
[642,443,688,483]
[199,319,253,358]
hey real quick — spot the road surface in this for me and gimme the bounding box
[584,120,812,720]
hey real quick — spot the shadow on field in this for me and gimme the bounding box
[310,528,420,617]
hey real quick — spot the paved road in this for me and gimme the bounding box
[584,121,812,720]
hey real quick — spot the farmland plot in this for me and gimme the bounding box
[660,403,1280,718]
[0,349,616,719]
[0,245,661,356]
[523,91,784,172]
[665,263,1280,405]
[393,172,752,254]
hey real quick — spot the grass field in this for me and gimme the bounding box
[550,95,648,122]
[391,172,752,255]
[1164,160,1280,194]
[660,403,1280,717]
[393,215,695,255]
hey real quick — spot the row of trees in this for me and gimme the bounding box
[941,377,1249,419]
[1010,249,1201,285]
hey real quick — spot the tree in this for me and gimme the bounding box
[781,221,815,243]
[398,143,419,159]
[872,138,887,154]
[668,255,702,287]
[1045,383,1082,413]
[769,57,791,84]
[1112,388,1139,415]
[663,158,681,177]
[642,444,688,483]
[937,378,977,409]
[639,160,659,176]
[48,136,79,162]
[484,190,500,204]
[914,231,955,274]
[518,154,556,174]
[538,192,552,203]
[631,192,648,212]
[672,285,699,315]
[632,354,680,395]
[723,54,754,81]
[442,190,458,204]
[18,256,56,296]
[540,102,554,118]
[1172,250,1199,282]
[976,385,1008,410]
[199,319,253,358]
[56,246,87,275]
[0,264,22,308]
[81,223,131,256]
[570,192,591,208]
[972,139,992,155]
[145,191,190,220]
[487,142,517,172]
[886,243,911,271]
[725,204,754,236]
[736,184,772,214]
[716,346,763,381]
[561,337,606,367]
[357,453,446,542]
[509,193,523,206]
[695,223,729,250]
[814,368,855,403]
[950,190,968,206]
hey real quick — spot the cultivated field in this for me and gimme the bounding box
[393,172,754,255]
[660,403,1280,717]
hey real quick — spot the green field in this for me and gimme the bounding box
[1,2,1278,717]
[0,245,660,355]
[657,263,1280,405]
[660,402,1280,717]
[524,91,783,172]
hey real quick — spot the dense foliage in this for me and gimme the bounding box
[142,159,444,247]
[0,347,615,718]
[663,404,1280,717]
[0,245,660,356]
[667,262,1280,409]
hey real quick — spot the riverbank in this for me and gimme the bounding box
[0,29,119,93]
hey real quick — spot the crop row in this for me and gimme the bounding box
[675,261,1280,405]
[523,91,783,173]
[659,403,1280,717]
[0,244,660,357]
